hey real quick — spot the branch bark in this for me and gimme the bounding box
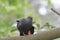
[51,8,60,16]
[0,27,60,40]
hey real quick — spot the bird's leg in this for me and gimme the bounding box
[20,33,24,40]
[27,30,31,40]
[28,30,31,36]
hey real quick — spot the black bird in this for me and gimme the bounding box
[16,16,34,36]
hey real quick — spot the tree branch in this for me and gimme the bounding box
[0,27,60,40]
[51,8,60,16]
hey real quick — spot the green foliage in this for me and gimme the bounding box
[8,0,18,6]
[42,22,55,29]
[47,0,54,8]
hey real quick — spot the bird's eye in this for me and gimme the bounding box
[16,20,19,22]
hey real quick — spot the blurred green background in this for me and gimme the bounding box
[0,0,60,40]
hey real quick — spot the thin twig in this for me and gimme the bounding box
[51,8,60,16]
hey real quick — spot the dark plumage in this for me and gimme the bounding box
[16,17,34,36]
